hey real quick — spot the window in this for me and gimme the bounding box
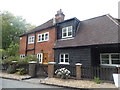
[38,32,49,42]
[100,53,120,65]
[62,26,72,38]
[37,53,43,63]
[59,53,69,64]
[28,36,34,44]
[20,54,25,58]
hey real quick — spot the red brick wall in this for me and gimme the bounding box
[35,27,56,62]
[19,35,27,55]
[19,27,56,62]
[27,51,34,55]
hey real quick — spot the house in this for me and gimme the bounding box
[20,10,120,67]
[19,9,65,64]
[54,14,120,67]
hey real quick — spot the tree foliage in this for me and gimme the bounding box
[1,11,35,50]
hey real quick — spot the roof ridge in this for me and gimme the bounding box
[106,14,119,26]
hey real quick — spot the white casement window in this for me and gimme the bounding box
[59,53,69,64]
[38,32,49,42]
[37,53,43,63]
[100,53,120,65]
[62,26,73,38]
[28,36,35,44]
[20,54,25,58]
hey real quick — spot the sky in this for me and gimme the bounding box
[0,0,119,26]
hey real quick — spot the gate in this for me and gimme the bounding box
[36,64,48,77]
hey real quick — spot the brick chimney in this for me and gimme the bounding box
[55,9,65,23]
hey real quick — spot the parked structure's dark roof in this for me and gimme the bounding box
[54,14,119,48]
[20,18,54,36]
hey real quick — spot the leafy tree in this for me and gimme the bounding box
[1,11,35,50]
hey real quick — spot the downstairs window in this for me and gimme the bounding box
[100,53,120,65]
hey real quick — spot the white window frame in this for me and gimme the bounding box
[100,53,120,66]
[59,53,69,64]
[38,32,49,42]
[20,54,25,58]
[37,53,43,63]
[28,36,35,44]
[62,26,73,38]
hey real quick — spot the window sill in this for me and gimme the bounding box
[58,63,70,65]
[101,64,120,67]
[37,40,49,43]
[28,43,34,44]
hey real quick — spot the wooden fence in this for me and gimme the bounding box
[81,66,118,81]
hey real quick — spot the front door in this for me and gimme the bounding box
[43,53,48,65]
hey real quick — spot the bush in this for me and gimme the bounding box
[16,68,26,75]
[94,77,101,84]
[7,65,16,74]
[55,68,70,79]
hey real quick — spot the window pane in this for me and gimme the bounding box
[101,55,109,59]
[65,59,69,62]
[42,34,44,40]
[61,54,64,58]
[102,60,109,64]
[45,33,48,40]
[65,54,68,58]
[111,54,119,59]
[112,60,120,64]
[39,35,41,41]
[63,33,67,37]
[61,59,64,62]
[68,32,72,36]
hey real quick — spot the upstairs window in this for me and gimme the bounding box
[62,26,72,38]
[38,32,49,42]
[100,53,120,65]
[28,36,34,44]
[59,53,69,64]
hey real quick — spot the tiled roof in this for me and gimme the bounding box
[54,14,119,48]
[20,18,54,36]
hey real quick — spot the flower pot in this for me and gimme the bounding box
[113,73,120,88]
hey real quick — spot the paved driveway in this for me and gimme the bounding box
[0,78,62,88]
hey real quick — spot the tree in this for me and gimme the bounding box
[1,11,35,50]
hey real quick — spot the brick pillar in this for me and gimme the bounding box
[48,62,56,78]
[29,61,37,77]
[12,61,17,71]
[76,63,82,80]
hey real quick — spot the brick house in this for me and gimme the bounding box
[19,9,65,64]
[20,10,119,67]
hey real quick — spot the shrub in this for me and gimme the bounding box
[94,77,101,84]
[7,65,16,74]
[16,68,26,75]
[55,68,70,79]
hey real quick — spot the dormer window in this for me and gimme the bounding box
[28,36,34,44]
[62,26,72,38]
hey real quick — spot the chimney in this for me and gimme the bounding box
[55,9,65,23]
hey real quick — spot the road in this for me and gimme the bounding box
[0,78,62,88]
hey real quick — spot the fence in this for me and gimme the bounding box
[81,66,118,81]
[54,64,76,77]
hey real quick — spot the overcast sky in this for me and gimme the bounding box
[1,0,119,26]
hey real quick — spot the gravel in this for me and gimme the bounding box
[40,78,117,88]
